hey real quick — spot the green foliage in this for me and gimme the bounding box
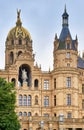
[0,78,21,130]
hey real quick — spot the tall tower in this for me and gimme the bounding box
[52,6,79,118]
[5,10,34,86]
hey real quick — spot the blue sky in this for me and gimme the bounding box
[0,0,84,70]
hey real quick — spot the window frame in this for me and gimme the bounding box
[44,96,49,107]
[67,94,71,106]
[66,77,71,88]
[44,80,49,90]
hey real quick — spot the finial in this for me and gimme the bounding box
[17,9,21,19]
[64,4,66,13]
[76,34,78,41]
[16,9,22,26]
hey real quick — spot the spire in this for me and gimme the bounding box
[76,34,78,41]
[62,5,69,27]
[64,4,66,13]
[16,9,22,27]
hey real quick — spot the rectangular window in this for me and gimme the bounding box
[19,95,22,106]
[28,95,31,106]
[82,99,84,109]
[66,52,70,58]
[67,63,70,67]
[66,43,70,49]
[82,84,84,94]
[67,94,71,105]
[54,78,56,89]
[44,96,49,107]
[44,113,49,117]
[44,80,49,90]
[66,77,71,88]
[24,95,27,106]
[54,95,56,106]
[67,112,72,118]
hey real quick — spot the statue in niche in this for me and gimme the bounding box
[22,69,28,82]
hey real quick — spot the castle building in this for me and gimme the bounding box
[0,7,84,130]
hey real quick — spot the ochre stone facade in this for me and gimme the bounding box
[0,8,84,130]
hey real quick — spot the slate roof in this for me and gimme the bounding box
[77,57,84,69]
[59,26,72,41]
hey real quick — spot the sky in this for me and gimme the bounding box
[0,0,84,71]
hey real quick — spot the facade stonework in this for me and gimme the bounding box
[0,8,84,130]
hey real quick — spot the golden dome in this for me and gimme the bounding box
[7,10,31,41]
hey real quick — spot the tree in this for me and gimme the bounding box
[0,78,21,130]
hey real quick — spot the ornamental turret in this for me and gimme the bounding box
[53,6,78,69]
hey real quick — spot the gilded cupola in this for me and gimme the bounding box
[6,9,31,41]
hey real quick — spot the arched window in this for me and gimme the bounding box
[35,95,38,105]
[18,64,31,87]
[10,52,14,64]
[28,112,31,117]
[11,78,16,87]
[24,112,27,116]
[35,113,38,116]
[19,95,22,106]
[19,112,22,116]
[19,39,22,45]
[17,51,22,57]
[28,95,31,106]
[11,39,14,45]
[34,79,38,88]
[24,95,27,106]
[54,113,56,117]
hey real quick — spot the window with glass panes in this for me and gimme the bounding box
[66,77,71,88]
[67,94,71,105]
[19,95,22,106]
[44,113,49,117]
[28,95,31,106]
[67,112,72,118]
[23,95,27,106]
[44,80,49,90]
[44,96,49,106]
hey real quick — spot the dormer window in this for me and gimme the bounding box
[66,43,70,49]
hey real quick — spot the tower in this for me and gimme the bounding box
[53,6,78,69]
[5,10,34,86]
[53,6,79,118]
